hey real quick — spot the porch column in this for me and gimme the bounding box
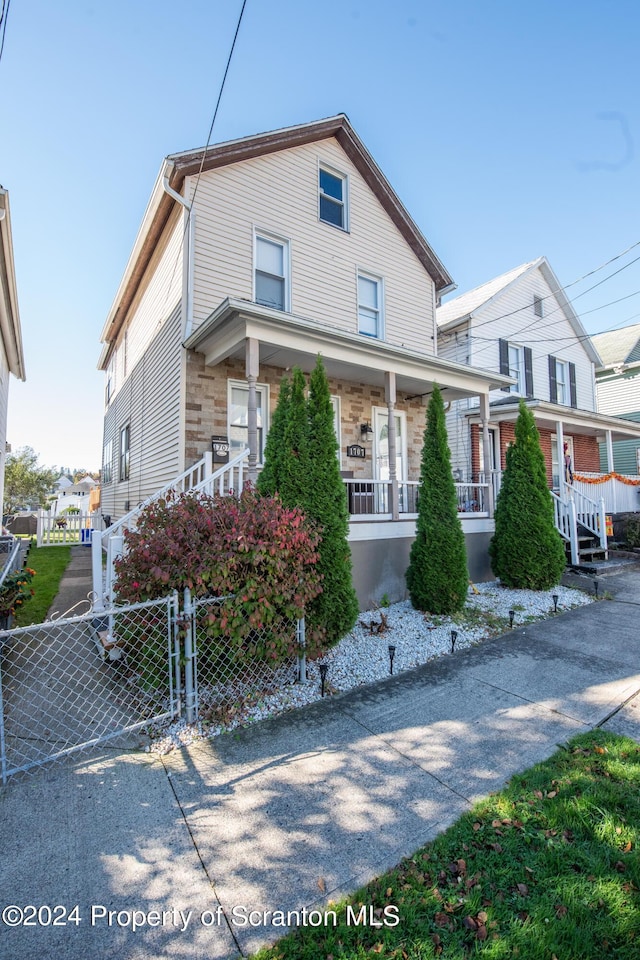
[385,371,399,520]
[246,338,259,484]
[556,420,565,497]
[480,393,494,517]
[605,429,614,474]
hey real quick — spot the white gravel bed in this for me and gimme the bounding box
[148,581,594,754]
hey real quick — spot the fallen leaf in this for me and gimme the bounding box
[555,904,568,918]
[434,912,450,928]
[431,933,443,956]
[463,915,479,931]
[473,821,482,831]
[615,861,626,873]
[616,826,622,834]
[317,877,326,893]
[477,910,488,924]
[547,790,557,799]
[623,841,632,853]
[386,887,393,898]
[476,924,488,941]
[516,883,529,897]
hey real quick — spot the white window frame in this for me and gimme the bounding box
[318,162,349,231]
[102,439,113,485]
[508,343,525,395]
[119,425,130,482]
[357,270,385,340]
[551,435,574,489]
[330,395,342,465]
[555,359,570,406]
[372,407,408,482]
[227,379,270,465]
[253,230,290,312]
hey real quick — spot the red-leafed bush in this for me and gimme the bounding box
[114,486,325,663]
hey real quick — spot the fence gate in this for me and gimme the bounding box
[0,596,180,784]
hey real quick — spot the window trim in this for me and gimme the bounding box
[253,229,291,312]
[357,269,385,340]
[318,162,349,231]
[227,378,270,465]
[102,438,113,485]
[118,425,130,482]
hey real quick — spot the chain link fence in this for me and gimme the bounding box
[0,596,179,784]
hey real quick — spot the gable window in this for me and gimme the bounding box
[358,271,384,339]
[254,233,289,311]
[534,295,544,318]
[119,425,130,481]
[549,355,577,407]
[499,339,533,397]
[319,166,348,230]
[102,439,113,484]
[228,380,269,464]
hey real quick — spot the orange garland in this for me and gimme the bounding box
[573,471,640,486]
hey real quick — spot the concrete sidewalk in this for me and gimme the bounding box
[1,569,640,960]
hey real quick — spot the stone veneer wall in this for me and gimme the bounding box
[184,351,429,478]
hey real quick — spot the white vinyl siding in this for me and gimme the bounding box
[596,369,640,417]
[188,138,436,355]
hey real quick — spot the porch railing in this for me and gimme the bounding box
[344,479,490,519]
[572,472,640,514]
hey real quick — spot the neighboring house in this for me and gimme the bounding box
[0,187,26,514]
[593,323,640,475]
[436,257,640,491]
[51,475,99,514]
[97,115,511,604]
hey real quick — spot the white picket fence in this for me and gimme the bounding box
[37,511,101,547]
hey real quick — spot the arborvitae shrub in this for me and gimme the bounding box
[489,400,566,589]
[406,384,468,614]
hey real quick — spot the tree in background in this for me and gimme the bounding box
[4,447,58,514]
[406,385,468,614]
[489,399,566,589]
[304,356,358,644]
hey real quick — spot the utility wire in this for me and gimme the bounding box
[0,0,12,66]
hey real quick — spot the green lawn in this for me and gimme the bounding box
[253,731,640,960]
[15,544,72,626]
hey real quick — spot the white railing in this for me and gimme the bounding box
[92,450,249,610]
[344,479,490,519]
[572,472,640,514]
[562,480,606,548]
[37,511,101,547]
[551,491,579,565]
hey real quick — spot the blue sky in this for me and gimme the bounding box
[2,0,639,470]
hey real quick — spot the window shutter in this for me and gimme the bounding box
[524,347,534,398]
[548,355,557,403]
[569,362,577,408]
[499,339,510,392]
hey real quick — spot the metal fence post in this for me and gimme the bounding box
[182,588,197,723]
[0,653,7,786]
[296,617,307,683]
[171,591,182,718]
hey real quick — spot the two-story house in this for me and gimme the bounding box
[97,115,510,606]
[593,322,640,475]
[436,258,640,560]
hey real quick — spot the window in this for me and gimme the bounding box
[319,166,348,229]
[102,439,113,484]
[119,425,130,481]
[549,355,577,407]
[534,295,544,318]
[358,272,384,339]
[254,233,289,311]
[228,380,269,463]
[499,339,533,396]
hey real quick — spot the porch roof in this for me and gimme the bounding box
[466,397,640,442]
[183,298,513,400]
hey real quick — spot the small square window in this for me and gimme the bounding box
[319,166,347,229]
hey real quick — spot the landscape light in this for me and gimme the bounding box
[450,630,458,653]
[388,644,396,675]
[509,610,515,629]
[319,663,328,697]
[593,580,599,598]
[552,594,559,613]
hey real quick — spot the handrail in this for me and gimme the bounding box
[0,538,21,589]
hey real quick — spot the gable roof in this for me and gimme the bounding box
[436,256,601,366]
[99,114,454,359]
[592,322,640,369]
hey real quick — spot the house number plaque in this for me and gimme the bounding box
[346,444,366,459]
[211,435,230,464]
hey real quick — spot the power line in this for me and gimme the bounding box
[0,0,12,66]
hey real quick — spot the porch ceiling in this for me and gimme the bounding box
[467,398,640,443]
[184,298,512,401]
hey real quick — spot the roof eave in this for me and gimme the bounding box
[0,189,26,381]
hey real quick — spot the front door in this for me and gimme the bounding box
[372,407,407,481]
[551,435,574,488]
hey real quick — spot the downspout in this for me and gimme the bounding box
[162,172,194,339]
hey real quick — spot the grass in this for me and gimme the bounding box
[252,731,640,960]
[14,544,72,626]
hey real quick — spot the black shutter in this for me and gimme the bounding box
[548,355,557,403]
[499,339,510,392]
[569,362,577,407]
[524,347,534,398]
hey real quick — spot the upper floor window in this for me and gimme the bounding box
[499,338,533,397]
[254,232,290,311]
[534,295,544,318]
[319,166,348,230]
[119,425,130,482]
[358,271,384,339]
[549,355,577,407]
